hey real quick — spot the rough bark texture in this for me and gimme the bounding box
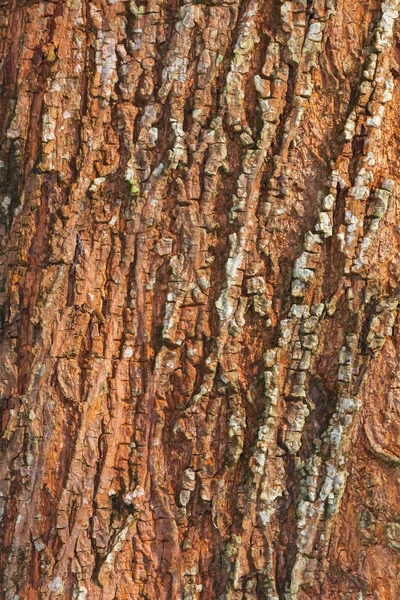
[1,0,400,598]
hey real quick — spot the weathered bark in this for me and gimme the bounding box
[1,0,400,598]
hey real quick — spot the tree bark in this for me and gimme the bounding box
[1,0,400,598]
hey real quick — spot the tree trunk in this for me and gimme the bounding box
[1,0,400,598]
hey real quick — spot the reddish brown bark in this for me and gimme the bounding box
[0,1,400,599]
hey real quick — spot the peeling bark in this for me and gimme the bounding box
[1,1,400,599]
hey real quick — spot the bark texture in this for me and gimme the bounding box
[1,0,400,598]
